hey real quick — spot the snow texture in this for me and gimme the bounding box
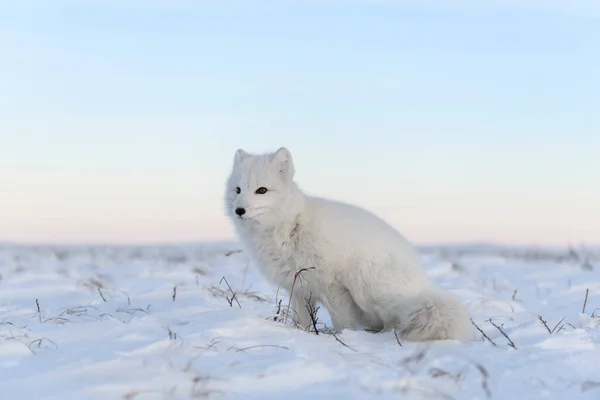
[1,242,600,399]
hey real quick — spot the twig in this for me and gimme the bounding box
[35,299,42,323]
[304,293,321,335]
[538,315,552,334]
[487,319,516,349]
[194,337,221,352]
[475,364,492,399]
[470,318,497,347]
[233,345,290,353]
[272,286,281,321]
[393,329,403,347]
[274,299,283,322]
[219,277,241,308]
[329,331,358,352]
[583,288,589,314]
[285,267,316,325]
[275,285,281,303]
[172,286,177,302]
[43,317,70,324]
[118,290,131,306]
[512,289,518,301]
[98,288,107,303]
[556,322,577,334]
[551,316,566,333]
[167,327,178,340]
[28,337,58,351]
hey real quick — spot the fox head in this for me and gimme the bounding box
[225,147,303,228]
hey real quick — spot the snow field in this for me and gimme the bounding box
[1,243,599,399]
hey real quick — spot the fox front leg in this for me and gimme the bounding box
[288,291,317,330]
[320,286,363,331]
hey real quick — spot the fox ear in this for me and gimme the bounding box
[234,149,250,165]
[271,147,294,181]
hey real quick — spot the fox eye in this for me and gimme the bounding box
[255,187,268,194]
[235,187,241,194]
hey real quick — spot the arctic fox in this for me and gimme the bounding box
[225,147,472,342]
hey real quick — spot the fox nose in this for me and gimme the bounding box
[235,207,246,216]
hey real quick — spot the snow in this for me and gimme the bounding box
[1,242,599,399]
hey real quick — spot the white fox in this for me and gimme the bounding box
[225,147,472,342]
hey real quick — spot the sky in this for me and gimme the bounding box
[1,0,599,246]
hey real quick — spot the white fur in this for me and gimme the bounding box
[224,147,472,342]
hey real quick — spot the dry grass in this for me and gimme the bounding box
[193,338,221,352]
[98,288,107,302]
[35,299,42,323]
[116,305,151,315]
[428,244,599,268]
[470,318,497,347]
[207,276,268,307]
[27,337,58,353]
[219,276,241,308]
[4,243,598,400]
[393,329,403,347]
[231,344,290,353]
[58,305,100,317]
[285,267,316,326]
[486,319,516,349]
[538,315,577,335]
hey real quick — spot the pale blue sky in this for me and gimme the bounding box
[1,1,599,245]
